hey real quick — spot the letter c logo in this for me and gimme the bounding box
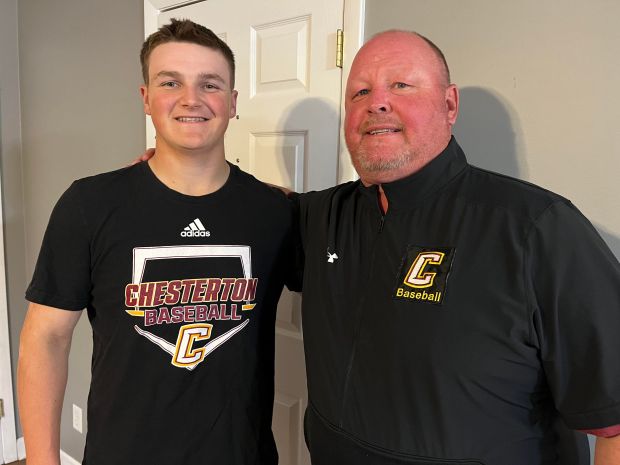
[172,324,213,368]
[403,252,445,288]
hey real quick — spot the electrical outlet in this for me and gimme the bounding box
[72,404,83,433]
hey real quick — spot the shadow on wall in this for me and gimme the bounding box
[453,86,527,179]
[453,86,620,260]
[597,226,620,260]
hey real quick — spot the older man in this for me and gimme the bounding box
[296,31,620,464]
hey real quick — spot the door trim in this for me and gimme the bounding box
[338,0,365,183]
[0,157,18,463]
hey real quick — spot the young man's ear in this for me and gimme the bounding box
[229,90,238,119]
[140,85,151,115]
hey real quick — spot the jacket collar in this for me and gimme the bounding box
[358,136,468,212]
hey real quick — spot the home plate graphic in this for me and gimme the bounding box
[124,244,258,370]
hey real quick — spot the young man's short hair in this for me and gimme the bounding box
[140,18,236,88]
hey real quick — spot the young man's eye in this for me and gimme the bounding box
[202,83,220,91]
[160,81,178,88]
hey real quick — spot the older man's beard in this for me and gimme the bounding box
[352,148,414,172]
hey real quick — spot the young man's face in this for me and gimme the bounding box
[141,41,237,157]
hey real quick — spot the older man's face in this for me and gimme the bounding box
[344,32,458,185]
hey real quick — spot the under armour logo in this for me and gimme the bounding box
[327,249,339,263]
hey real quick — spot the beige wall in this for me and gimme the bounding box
[5,0,145,459]
[365,0,620,258]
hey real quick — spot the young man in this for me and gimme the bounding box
[18,19,295,465]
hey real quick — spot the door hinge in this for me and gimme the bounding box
[336,29,344,68]
[0,398,4,417]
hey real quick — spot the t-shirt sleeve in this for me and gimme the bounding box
[26,182,91,310]
[526,200,620,430]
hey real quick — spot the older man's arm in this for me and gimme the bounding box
[595,434,620,465]
[129,148,296,196]
[129,147,155,166]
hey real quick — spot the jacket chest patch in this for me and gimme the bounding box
[393,245,456,305]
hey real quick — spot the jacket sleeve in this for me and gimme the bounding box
[526,200,620,430]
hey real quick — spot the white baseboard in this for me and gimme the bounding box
[60,449,81,465]
[15,438,80,465]
[16,437,25,460]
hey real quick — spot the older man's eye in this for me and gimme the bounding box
[352,89,369,100]
[392,82,414,94]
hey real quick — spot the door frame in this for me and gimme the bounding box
[0,3,20,461]
[339,0,365,183]
[0,165,18,463]
[142,0,365,184]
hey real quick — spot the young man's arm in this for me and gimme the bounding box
[18,303,82,465]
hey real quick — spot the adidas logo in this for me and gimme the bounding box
[181,218,211,237]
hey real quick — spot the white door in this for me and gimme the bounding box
[145,1,348,463]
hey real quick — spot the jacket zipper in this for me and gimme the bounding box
[339,199,386,426]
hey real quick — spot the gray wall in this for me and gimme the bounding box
[364,0,620,259]
[0,0,28,450]
[1,1,27,358]
[4,0,145,459]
